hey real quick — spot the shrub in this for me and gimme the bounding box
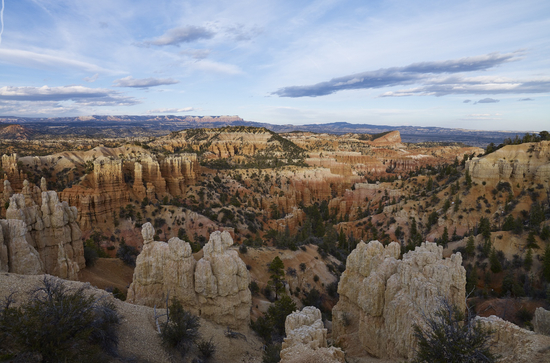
[0,276,120,362]
[262,343,281,363]
[160,299,200,357]
[196,337,216,359]
[249,281,260,296]
[413,299,496,363]
[116,243,139,267]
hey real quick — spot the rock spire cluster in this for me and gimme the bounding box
[127,224,251,328]
[332,240,466,360]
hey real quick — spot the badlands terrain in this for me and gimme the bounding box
[1,120,550,362]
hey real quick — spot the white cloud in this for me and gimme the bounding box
[0,85,139,105]
[146,107,195,114]
[113,76,179,88]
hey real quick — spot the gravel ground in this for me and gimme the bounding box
[0,273,264,363]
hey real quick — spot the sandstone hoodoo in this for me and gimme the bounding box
[0,188,85,280]
[280,306,345,363]
[128,223,251,329]
[332,240,466,360]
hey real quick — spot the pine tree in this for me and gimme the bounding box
[524,248,533,272]
[268,256,285,299]
[439,227,449,248]
[465,236,475,257]
[489,247,502,274]
[543,245,550,282]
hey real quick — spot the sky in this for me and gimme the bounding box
[0,0,549,131]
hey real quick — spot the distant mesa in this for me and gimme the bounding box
[0,124,35,140]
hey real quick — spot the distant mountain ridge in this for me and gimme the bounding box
[0,115,538,147]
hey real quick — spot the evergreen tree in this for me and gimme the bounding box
[465,170,472,189]
[465,236,475,257]
[338,228,347,250]
[526,231,540,249]
[268,256,285,299]
[439,227,449,248]
[466,266,478,294]
[524,248,533,272]
[478,217,491,242]
[543,245,550,282]
[489,247,502,274]
[541,225,550,241]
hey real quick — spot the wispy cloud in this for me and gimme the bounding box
[140,26,214,47]
[84,73,99,82]
[113,76,179,88]
[0,85,138,105]
[0,48,114,74]
[146,107,194,114]
[274,52,521,97]
[180,49,211,60]
[519,97,534,101]
[463,99,472,103]
[475,98,500,104]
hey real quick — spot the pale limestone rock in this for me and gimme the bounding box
[476,315,550,363]
[127,226,251,329]
[332,241,465,360]
[195,231,251,327]
[127,223,170,307]
[534,307,550,336]
[2,179,13,203]
[1,191,84,280]
[0,219,44,275]
[280,306,344,363]
[164,237,197,307]
[40,177,47,192]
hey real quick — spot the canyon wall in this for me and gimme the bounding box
[127,224,251,329]
[332,241,466,360]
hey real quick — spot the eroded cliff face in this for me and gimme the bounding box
[280,306,345,363]
[127,223,251,329]
[0,187,84,280]
[56,152,198,231]
[467,141,550,185]
[332,241,466,360]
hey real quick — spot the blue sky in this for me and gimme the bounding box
[0,0,549,131]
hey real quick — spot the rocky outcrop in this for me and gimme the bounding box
[467,141,550,184]
[128,224,251,329]
[332,241,466,360]
[369,130,402,147]
[280,306,344,363]
[0,189,84,279]
[534,307,550,336]
[476,315,550,363]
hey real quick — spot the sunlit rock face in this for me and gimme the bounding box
[332,240,466,360]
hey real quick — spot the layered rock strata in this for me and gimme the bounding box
[332,241,466,360]
[128,224,251,328]
[280,306,344,363]
[0,189,84,279]
[467,141,550,184]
